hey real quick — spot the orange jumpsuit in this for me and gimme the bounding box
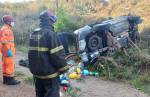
[0,24,15,77]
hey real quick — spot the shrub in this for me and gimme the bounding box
[55,7,81,33]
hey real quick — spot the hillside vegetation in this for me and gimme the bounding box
[0,0,149,45]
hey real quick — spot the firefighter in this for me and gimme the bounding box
[0,15,20,85]
[28,10,69,97]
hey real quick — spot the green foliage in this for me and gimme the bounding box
[55,7,81,32]
[17,45,28,53]
[131,73,150,95]
[24,76,34,85]
[15,70,25,77]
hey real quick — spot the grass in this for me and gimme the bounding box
[24,76,34,85]
[15,70,25,77]
[140,83,150,95]
[130,73,150,95]
[17,45,28,53]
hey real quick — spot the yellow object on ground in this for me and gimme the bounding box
[69,72,81,79]
[76,68,81,74]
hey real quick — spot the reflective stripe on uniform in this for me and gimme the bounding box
[0,40,14,44]
[50,45,64,54]
[59,65,69,72]
[34,72,58,79]
[34,28,41,32]
[29,47,49,52]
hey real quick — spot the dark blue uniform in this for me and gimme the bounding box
[28,17,69,97]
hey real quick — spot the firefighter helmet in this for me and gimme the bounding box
[40,10,57,23]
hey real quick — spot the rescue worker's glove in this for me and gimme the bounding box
[7,49,13,57]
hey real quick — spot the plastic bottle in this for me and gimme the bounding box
[82,69,89,76]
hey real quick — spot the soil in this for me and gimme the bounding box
[0,51,149,97]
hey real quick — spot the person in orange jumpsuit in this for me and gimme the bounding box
[0,15,20,85]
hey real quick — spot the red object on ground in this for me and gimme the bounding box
[63,86,68,91]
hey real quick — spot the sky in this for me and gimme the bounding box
[0,0,35,3]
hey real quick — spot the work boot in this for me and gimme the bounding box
[3,76,8,84]
[4,76,21,85]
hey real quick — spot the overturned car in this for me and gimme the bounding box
[19,15,142,68]
[73,14,142,64]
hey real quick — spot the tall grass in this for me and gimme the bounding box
[55,7,81,32]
